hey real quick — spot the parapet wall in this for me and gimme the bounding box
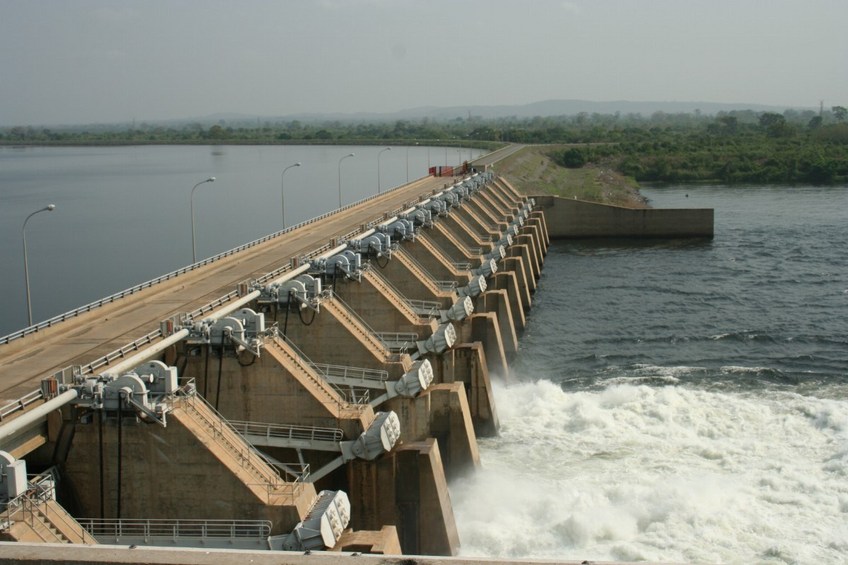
[534,195,714,238]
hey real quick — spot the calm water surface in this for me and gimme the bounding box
[0,144,476,335]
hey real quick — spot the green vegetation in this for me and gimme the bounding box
[3,105,847,186]
[493,145,646,207]
[549,116,848,185]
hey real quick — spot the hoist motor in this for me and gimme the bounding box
[316,250,363,280]
[382,217,416,240]
[260,274,322,309]
[349,232,392,258]
[403,207,432,228]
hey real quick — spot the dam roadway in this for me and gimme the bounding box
[0,174,474,404]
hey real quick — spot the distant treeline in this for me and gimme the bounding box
[3,106,847,184]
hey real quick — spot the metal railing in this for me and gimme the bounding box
[331,386,372,405]
[309,363,389,383]
[407,298,441,318]
[328,295,390,352]
[397,250,457,293]
[0,389,44,422]
[0,172,442,346]
[424,232,481,263]
[228,420,344,444]
[366,268,439,319]
[1,468,95,544]
[268,333,354,413]
[374,332,419,354]
[175,388,308,502]
[0,169,493,432]
[78,518,271,542]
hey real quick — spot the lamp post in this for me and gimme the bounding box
[377,147,391,194]
[22,204,56,327]
[190,177,215,263]
[281,162,301,229]
[337,153,355,208]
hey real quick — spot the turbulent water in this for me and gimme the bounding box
[452,185,848,564]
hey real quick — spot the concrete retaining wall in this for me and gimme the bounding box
[534,195,713,238]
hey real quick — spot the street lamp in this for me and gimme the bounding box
[377,147,391,194]
[281,162,301,229]
[190,176,215,263]
[22,204,56,327]
[337,153,355,208]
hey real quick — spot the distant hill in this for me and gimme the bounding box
[7,99,809,130]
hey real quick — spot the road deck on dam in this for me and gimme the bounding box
[0,173,468,405]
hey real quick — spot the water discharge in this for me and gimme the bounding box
[452,185,848,564]
[454,380,848,563]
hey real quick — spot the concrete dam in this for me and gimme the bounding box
[0,148,713,562]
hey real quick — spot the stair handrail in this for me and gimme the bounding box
[365,269,435,320]
[176,387,288,491]
[421,232,480,264]
[396,250,457,292]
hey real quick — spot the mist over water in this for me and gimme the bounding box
[453,185,848,564]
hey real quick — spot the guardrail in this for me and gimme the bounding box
[0,467,96,544]
[309,363,389,383]
[0,166,493,426]
[229,420,344,444]
[374,332,419,354]
[0,389,44,422]
[0,171,447,346]
[175,386,296,497]
[77,518,271,541]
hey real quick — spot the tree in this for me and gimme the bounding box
[759,112,791,137]
[208,125,225,139]
[560,147,586,168]
[832,106,847,122]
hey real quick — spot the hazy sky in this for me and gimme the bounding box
[2,0,846,126]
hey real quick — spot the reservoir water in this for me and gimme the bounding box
[0,144,477,336]
[453,185,848,564]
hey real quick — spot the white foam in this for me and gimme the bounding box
[452,380,848,564]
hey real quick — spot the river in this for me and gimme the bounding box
[452,185,848,564]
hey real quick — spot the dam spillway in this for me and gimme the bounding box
[0,165,550,557]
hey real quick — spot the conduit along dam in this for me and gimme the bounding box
[0,149,712,562]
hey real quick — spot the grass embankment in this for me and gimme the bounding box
[491,144,648,208]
